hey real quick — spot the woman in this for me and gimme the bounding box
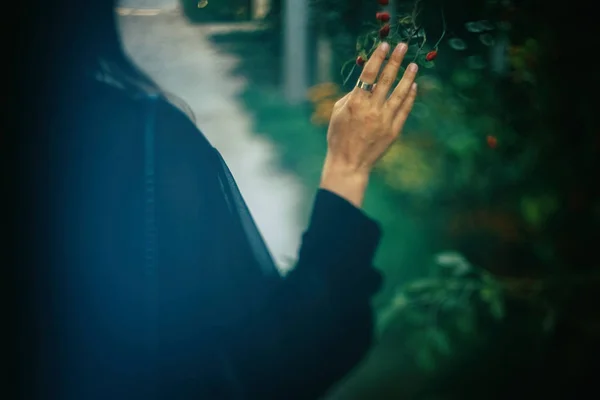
[17,1,418,399]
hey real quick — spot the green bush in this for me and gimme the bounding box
[209,2,599,395]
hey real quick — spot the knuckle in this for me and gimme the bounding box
[391,92,405,104]
[390,51,404,64]
[393,83,411,99]
[394,91,407,102]
[362,67,377,80]
[387,58,402,69]
[373,50,386,62]
[346,96,361,111]
[364,108,381,121]
[379,74,394,86]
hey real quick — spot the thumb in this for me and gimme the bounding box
[336,91,351,107]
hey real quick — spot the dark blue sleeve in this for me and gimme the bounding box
[298,189,382,292]
[153,103,383,399]
[226,189,383,400]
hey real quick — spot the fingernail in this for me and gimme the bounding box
[395,43,408,53]
[411,82,417,91]
[380,42,390,53]
[408,63,418,72]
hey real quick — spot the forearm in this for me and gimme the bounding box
[226,190,382,399]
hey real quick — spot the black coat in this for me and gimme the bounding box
[23,81,383,400]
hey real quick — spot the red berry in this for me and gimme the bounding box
[356,56,366,66]
[425,50,438,61]
[487,135,498,149]
[378,0,389,5]
[376,12,391,22]
[379,24,390,39]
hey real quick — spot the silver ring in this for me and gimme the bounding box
[356,79,375,92]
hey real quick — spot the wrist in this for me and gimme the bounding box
[319,156,370,208]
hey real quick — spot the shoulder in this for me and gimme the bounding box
[85,80,215,156]
[153,95,214,156]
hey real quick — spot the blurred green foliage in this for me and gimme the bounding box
[210,29,282,87]
[207,0,598,397]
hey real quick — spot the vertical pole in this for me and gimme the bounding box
[283,0,308,104]
[315,32,333,84]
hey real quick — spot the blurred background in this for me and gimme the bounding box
[118,0,597,398]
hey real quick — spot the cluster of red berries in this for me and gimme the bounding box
[355,1,496,149]
[356,0,392,67]
[357,0,440,66]
[376,0,391,39]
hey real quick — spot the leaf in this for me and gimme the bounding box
[399,15,413,25]
[405,279,442,292]
[325,11,339,23]
[542,310,556,333]
[416,346,437,372]
[524,38,539,51]
[448,37,467,50]
[456,312,476,334]
[520,196,543,227]
[479,287,495,302]
[403,308,430,326]
[481,271,498,285]
[489,298,505,320]
[427,329,452,355]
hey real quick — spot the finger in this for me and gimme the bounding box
[386,62,418,112]
[351,42,390,97]
[372,43,408,104]
[392,82,417,134]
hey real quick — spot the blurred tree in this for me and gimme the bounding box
[304,1,600,397]
[208,0,600,396]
